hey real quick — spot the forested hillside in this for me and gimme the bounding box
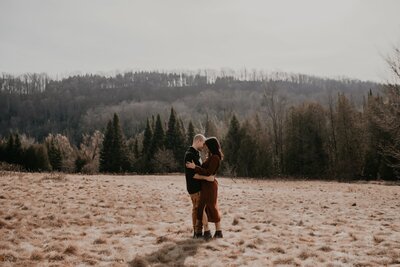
[1,69,398,180]
[0,71,380,144]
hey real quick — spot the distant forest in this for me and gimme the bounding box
[1,69,399,180]
[0,71,380,144]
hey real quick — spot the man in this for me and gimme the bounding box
[184,134,211,239]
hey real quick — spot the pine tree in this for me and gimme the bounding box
[24,145,36,171]
[133,138,139,159]
[284,103,328,177]
[99,114,130,173]
[13,134,23,165]
[363,92,394,179]
[36,144,51,172]
[142,118,153,156]
[187,121,195,147]
[223,115,242,175]
[205,115,218,137]
[165,107,185,170]
[150,115,155,131]
[150,114,165,156]
[178,118,186,142]
[5,134,15,164]
[141,118,154,173]
[165,108,177,151]
[24,144,51,171]
[99,120,114,172]
[111,113,130,172]
[252,114,272,177]
[362,92,381,179]
[47,139,62,171]
[0,139,5,162]
[175,117,186,167]
[236,121,257,177]
[5,133,23,165]
[334,94,363,179]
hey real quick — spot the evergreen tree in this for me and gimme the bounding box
[5,133,23,165]
[24,144,51,172]
[111,113,130,172]
[175,117,186,166]
[74,155,87,173]
[36,144,51,172]
[334,93,363,179]
[178,118,186,142]
[13,134,23,165]
[142,118,153,155]
[165,107,185,169]
[284,103,328,177]
[47,139,62,171]
[99,120,114,172]
[187,121,195,147]
[43,134,75,172]
[141,118,153,173]
[205,115,218,137]
[150,114,165,156]
[150,115,156,132]
[129,137,140,172]
[362,92,382,179]
[99,114,130,173]
[252,114,272,177]
[223,115,242,175]
[165,108,177,150]
[5,134,15,164]
[0,139,5,162]
[236,121,257,177]
[363,92,395,179]
[133,138,139,159]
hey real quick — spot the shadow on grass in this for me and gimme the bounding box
[128,237,203,267]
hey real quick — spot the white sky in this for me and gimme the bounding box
[1,0,400,82]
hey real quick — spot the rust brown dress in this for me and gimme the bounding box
[195,154,221,223]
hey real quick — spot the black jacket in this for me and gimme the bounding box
[184,146,202,194]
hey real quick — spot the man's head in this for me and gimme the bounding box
[192,134,206,151]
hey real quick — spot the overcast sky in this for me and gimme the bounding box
[1,0,400,82]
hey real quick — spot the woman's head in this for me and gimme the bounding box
[205,137,224,160]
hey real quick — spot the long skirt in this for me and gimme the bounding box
[197,179,221,223]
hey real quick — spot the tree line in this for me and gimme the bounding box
[1,48,399,179]
[0,88,398,180]
[0,70,379,144]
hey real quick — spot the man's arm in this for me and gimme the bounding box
[184,151,194,169]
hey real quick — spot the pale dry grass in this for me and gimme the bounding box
[0,172,399,266]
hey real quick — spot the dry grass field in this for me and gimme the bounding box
[0,172,399,266]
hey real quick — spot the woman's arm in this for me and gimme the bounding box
[194,155,220,176]
[193,174,215,182]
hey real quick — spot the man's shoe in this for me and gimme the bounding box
[203,230,212,240]
[213,230,223,238]
[194,232,203,238]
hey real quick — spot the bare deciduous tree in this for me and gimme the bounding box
[262,81,287,174]
[78,130,104,174]
[152,149,178,173]
[373,48,400,177]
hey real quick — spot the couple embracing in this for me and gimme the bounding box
[184,134,224,240]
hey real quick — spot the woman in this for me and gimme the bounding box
[186,137,223,239]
